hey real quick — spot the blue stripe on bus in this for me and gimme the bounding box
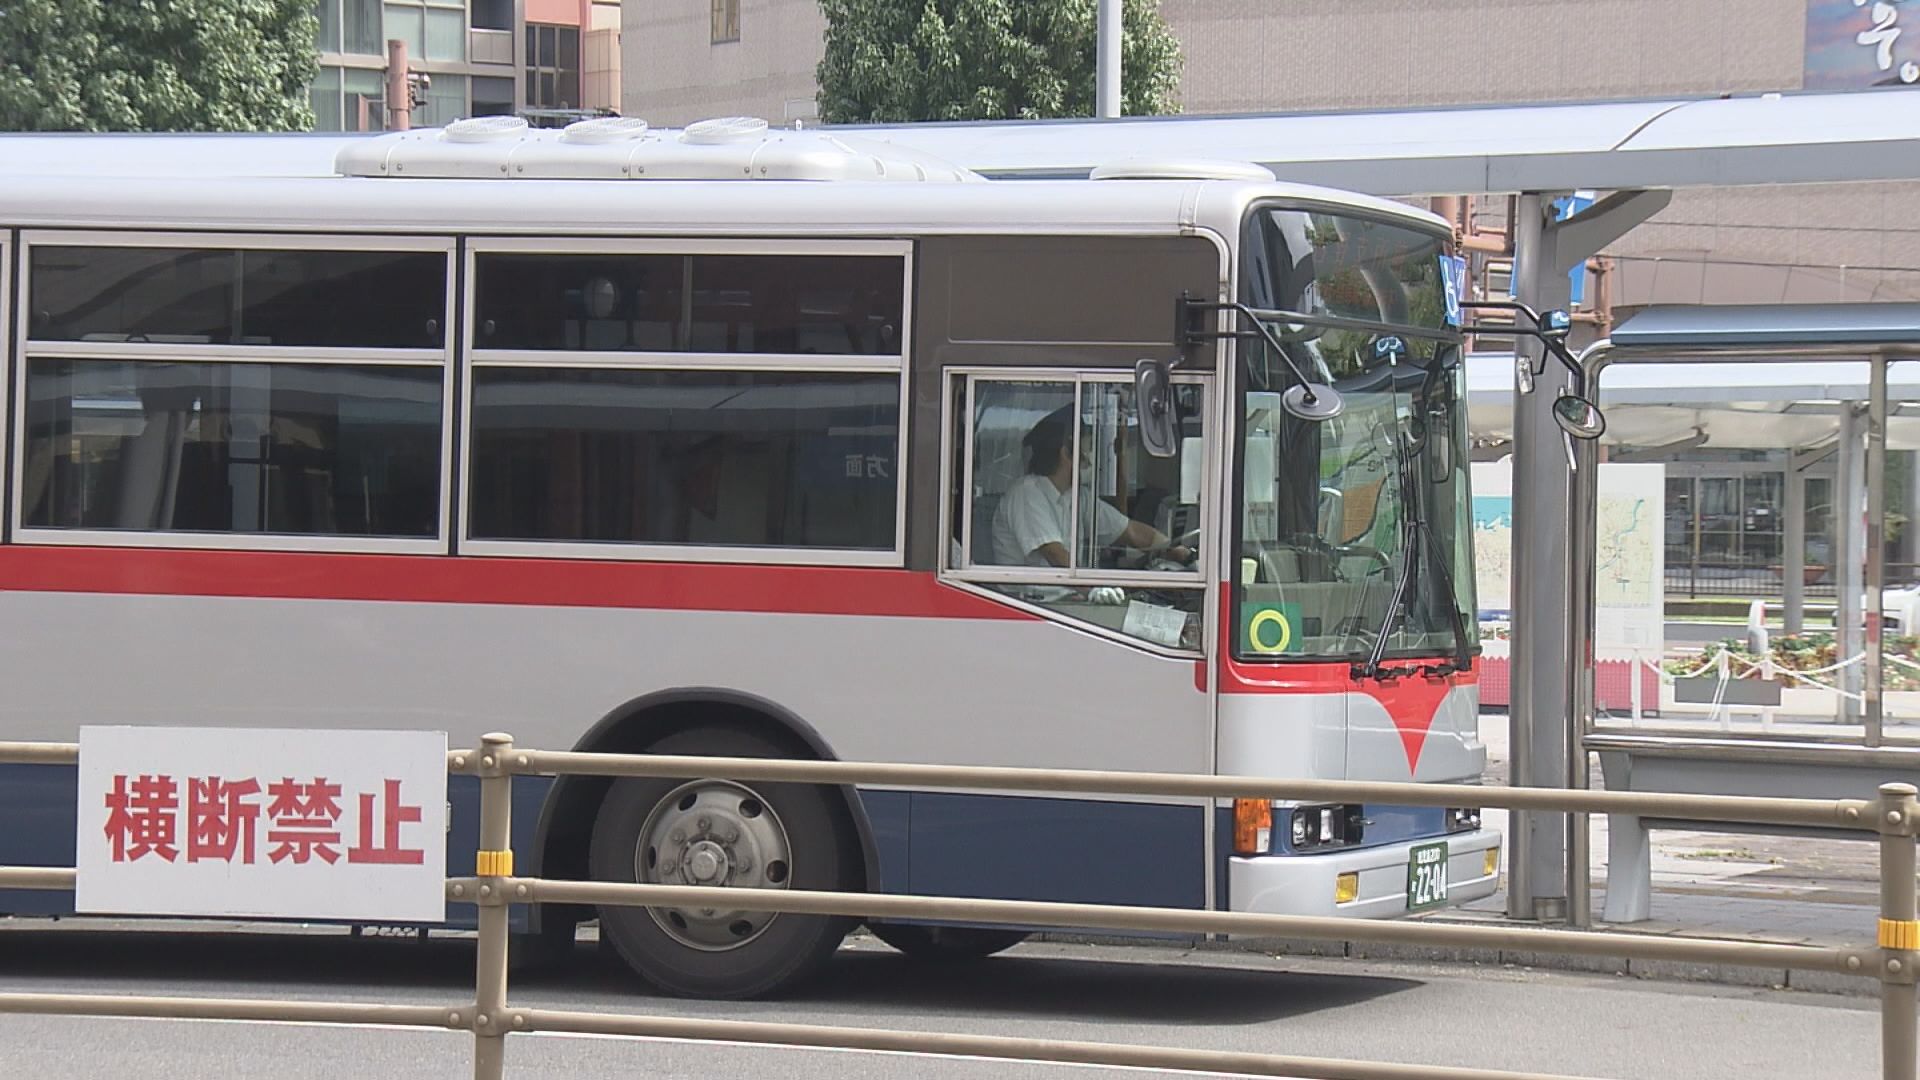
[879,791,1206,911]
[0,763,77,917]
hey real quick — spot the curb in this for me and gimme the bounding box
[1028,927,1877,998]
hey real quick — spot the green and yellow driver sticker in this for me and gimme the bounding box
[1241,603,1302,655]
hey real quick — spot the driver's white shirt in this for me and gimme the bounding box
[990,473,1131,567]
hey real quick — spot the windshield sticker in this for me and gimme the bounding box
[1242,603,1303,655]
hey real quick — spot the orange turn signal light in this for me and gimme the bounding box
[1233,798,1273,855]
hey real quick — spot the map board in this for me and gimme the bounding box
[1471,460,1665,659]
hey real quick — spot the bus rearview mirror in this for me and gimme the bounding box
[1281,383,1344,422]
[1135,358,1178,458]
[1553,393,1606,440]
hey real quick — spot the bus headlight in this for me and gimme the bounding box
[1289,804,1364,850]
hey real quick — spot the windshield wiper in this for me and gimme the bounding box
[1351,422,1474,683]
[1352,426,1419,682]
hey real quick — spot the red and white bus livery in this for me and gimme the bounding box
[0,117,1498,997]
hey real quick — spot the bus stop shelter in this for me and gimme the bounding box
[1557,303,1920,925]
[1467,307,1920,641]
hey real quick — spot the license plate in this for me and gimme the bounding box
[1407,841,1449,911]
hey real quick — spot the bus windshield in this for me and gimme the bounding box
[1233,206,1476,665]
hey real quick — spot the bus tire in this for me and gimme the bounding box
[869,924,1029,962]
[587,725,855,999]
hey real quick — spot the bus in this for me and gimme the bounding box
[0,115,1499,998]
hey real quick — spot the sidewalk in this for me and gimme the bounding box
[1396,713,1884,994]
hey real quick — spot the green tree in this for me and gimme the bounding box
[817,0,1182,124]
[0,0,319,132]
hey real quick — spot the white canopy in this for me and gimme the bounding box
[5,86,1920,196]
[1467,352,1920,450]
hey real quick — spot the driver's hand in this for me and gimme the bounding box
[1089,587,1127,606]
[1164,545,1193,564]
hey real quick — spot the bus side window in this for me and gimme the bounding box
[947,374,1206,652]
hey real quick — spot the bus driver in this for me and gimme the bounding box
[990,409,1192,572]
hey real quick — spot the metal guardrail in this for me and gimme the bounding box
[0,733,1916,1080]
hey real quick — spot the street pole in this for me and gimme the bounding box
[1507,188,1670,922]
[1507,193,1569,921]
[1096,0,1121,119]
[386,39,412,132]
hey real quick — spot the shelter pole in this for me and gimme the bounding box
[1786,451,1808,637]
[1869,360,1888,745]
[1565,357,1605,929]
[1842,403,1867,727]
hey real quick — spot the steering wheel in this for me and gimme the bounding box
[1278,533,1389,582]
[1330,542,1393,577]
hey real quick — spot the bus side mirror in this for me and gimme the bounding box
[1553,393,1606,439]
[1135,357,1178,458]
[1280,384,1343,422]
[1542,309,1573,342]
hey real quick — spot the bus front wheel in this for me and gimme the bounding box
[587,725,856,998]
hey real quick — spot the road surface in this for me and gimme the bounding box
[0,925,1881,1079]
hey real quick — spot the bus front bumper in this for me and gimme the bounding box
[1228,827,1502,920]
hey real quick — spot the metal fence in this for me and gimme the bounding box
[1664,559,1920,601]
[1,732,1916,1080]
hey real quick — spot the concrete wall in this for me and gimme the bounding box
[622,0,824,126]
[1164,0,1808,115]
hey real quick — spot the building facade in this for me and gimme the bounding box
[312,0,621,131]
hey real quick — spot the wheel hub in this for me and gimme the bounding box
[684,841,727,884]
[634,780,792,952]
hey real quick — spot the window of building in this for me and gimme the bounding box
[472,252,904,355]
[947,373,1207,651]
[524,24,581,109]
[384,0,467,63]
[344,67,389,132]
[18,237,454,547]
[316,0,382,55]
[711,0,740,43]
[470,0,512,32]
[468,369,899,551]
[471,76,516,118]
[310,66,344,131]
[418,72,469,127]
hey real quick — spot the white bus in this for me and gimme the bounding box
[0,116,1498,998]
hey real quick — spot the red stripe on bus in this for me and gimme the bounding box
[1218,653,1480,775]
[0,546,1036,621]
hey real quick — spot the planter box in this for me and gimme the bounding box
[1672,676,1782,707]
